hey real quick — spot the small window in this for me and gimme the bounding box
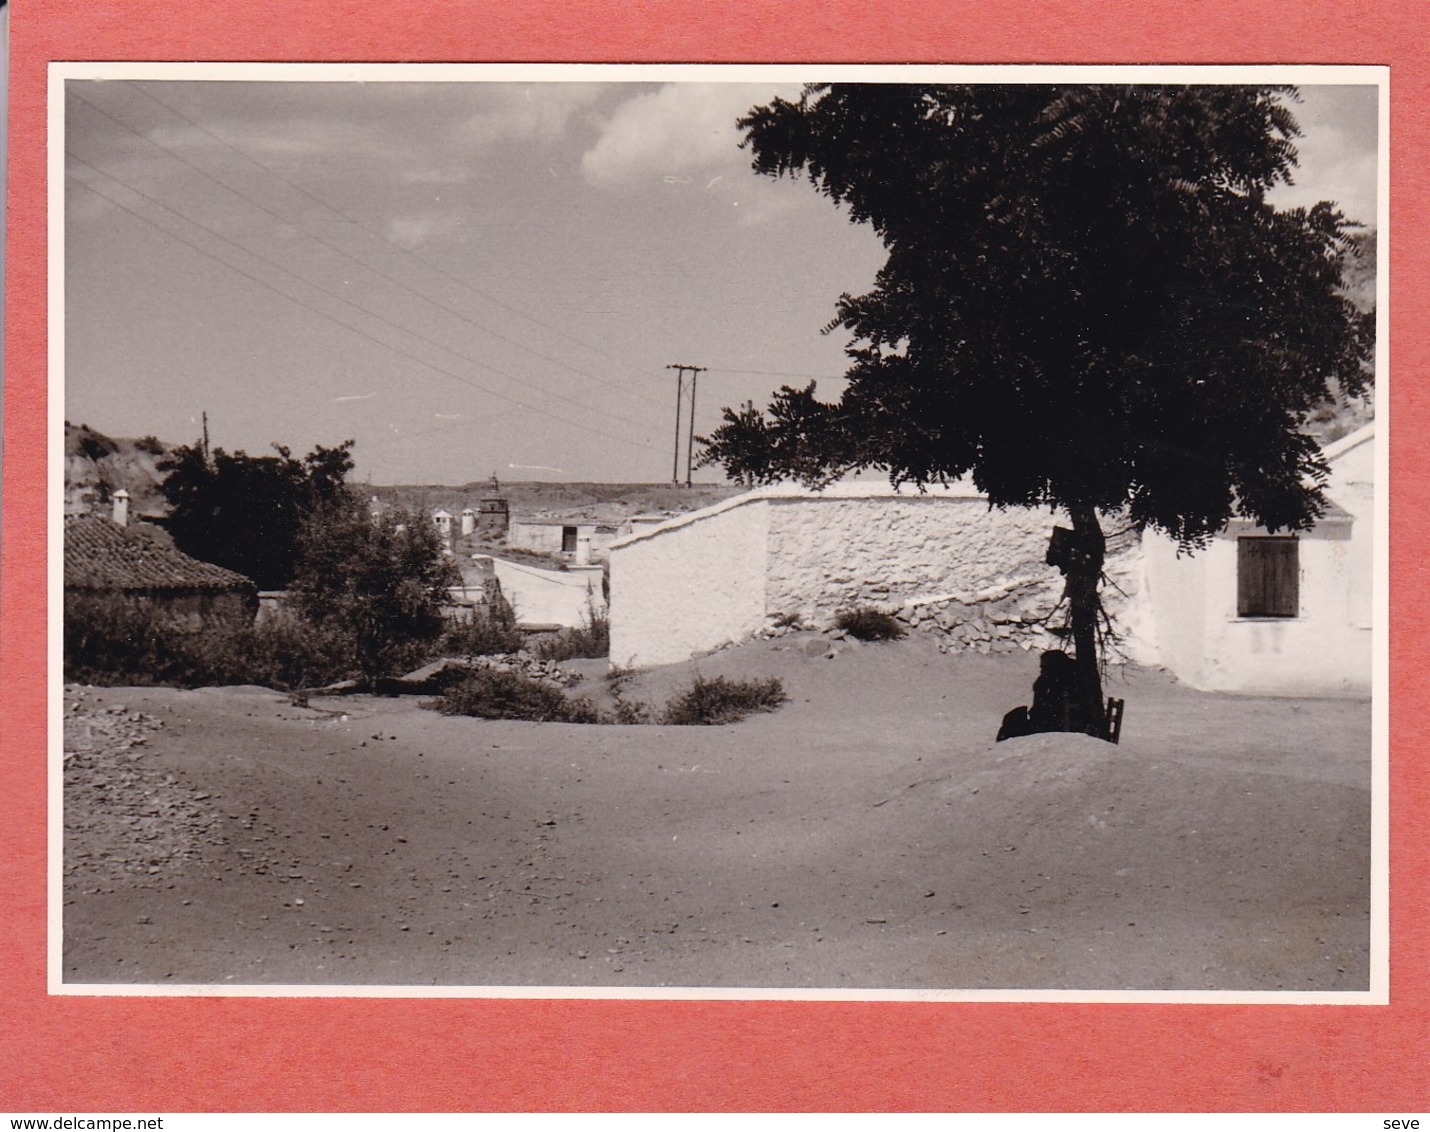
[561,526,578,553]
[1237,536,1299,618]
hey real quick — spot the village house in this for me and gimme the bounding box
[607,424,1377,697]
[64,490,258,626]
[506,517,619,564]
[1135,422,1375,695]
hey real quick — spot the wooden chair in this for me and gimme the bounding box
[1105,696,1125,745]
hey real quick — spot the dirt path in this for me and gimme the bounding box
[62,634,1372,992]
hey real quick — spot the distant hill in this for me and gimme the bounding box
[368,481,746,524]
[64,422,174,518]
[63,422,748,524]
[1306,227,1378,445]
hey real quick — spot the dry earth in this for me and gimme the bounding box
[62,633,1372,992]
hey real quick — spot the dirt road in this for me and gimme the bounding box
[62,634,1372,992]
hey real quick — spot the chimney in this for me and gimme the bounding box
[112,488,130,527]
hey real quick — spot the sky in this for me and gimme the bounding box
[61,71,1382,486]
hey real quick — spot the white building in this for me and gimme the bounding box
[507,518,618,564]
[607,426,1377,697]
[1135,423,1375,695]
[607,481,1066,669]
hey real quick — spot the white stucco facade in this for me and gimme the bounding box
[609,426,1376,696]
[1131,424,1376,696]
[608,482,1065,669]
[508,520,618,562]
[459,556,605,630]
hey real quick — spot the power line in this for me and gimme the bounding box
[111,83,672,411]
[66,166,664,457]
[69,90,669,423]
[65,148,663,442]
[706,366,850,382]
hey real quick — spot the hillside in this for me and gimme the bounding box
[64,422,174,518]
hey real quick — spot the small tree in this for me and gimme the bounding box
[288,497,460,688]
[700,84,1374,732]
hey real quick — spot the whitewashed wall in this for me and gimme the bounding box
[607,495,770,668]
[608,483,1063,669]
[764,490,1056,622]
[466,558,605,629]
[1135,424,1375,696]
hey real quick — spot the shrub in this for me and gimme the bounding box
[64,593,194,687]
[835,606,906,642]
[532,600,609,661]
[430,666,784,727]
[63,594,358,691]
[660,675,787,726]
[435,667,601,723]
[443,594,524,657]
[288,498,459,686]
[604,665,652,724]
[216,612,356,691]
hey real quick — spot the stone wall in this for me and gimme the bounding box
[607,483,1148,669]
[762,490,1057,624]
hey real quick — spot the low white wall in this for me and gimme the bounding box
[489,559,605,629]
[607,495,769,668]
[608,483,1067,669]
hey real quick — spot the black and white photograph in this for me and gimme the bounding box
[55,65,1385,998]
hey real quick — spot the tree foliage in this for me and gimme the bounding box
[703,84,1372,543]
[159,440,355,589]
[699,84,1374,730]
[287,498,461,688]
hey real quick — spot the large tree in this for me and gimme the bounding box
[700,84,1374,733]
[159,439,355,590]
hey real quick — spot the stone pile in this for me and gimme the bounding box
[471,653,582,688]
[894,584,1062,655]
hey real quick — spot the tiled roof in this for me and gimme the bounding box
[64,516,256,593]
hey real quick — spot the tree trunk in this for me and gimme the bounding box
[1064,504,1106,736]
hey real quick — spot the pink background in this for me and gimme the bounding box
[5,0,1425,1111]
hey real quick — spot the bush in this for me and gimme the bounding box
[532,601,609,661]
[835,606,906,642]
[65,594,192,687]
[218,612,357,691]
[443,595,524,657]
[434,667,600,723]
[63,594,357,691]
[660,675,787,726]
[288,498,459,686]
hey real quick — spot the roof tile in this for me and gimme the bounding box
[64,516,256,592]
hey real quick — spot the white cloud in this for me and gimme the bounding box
[581,83,796,187]
[1271,126,1380,226]
[458,83,605,149]
[386,211,464,249]
[1267,86,1381,226]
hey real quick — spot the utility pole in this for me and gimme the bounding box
[666,363,706,487]
[201,411,211,463]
